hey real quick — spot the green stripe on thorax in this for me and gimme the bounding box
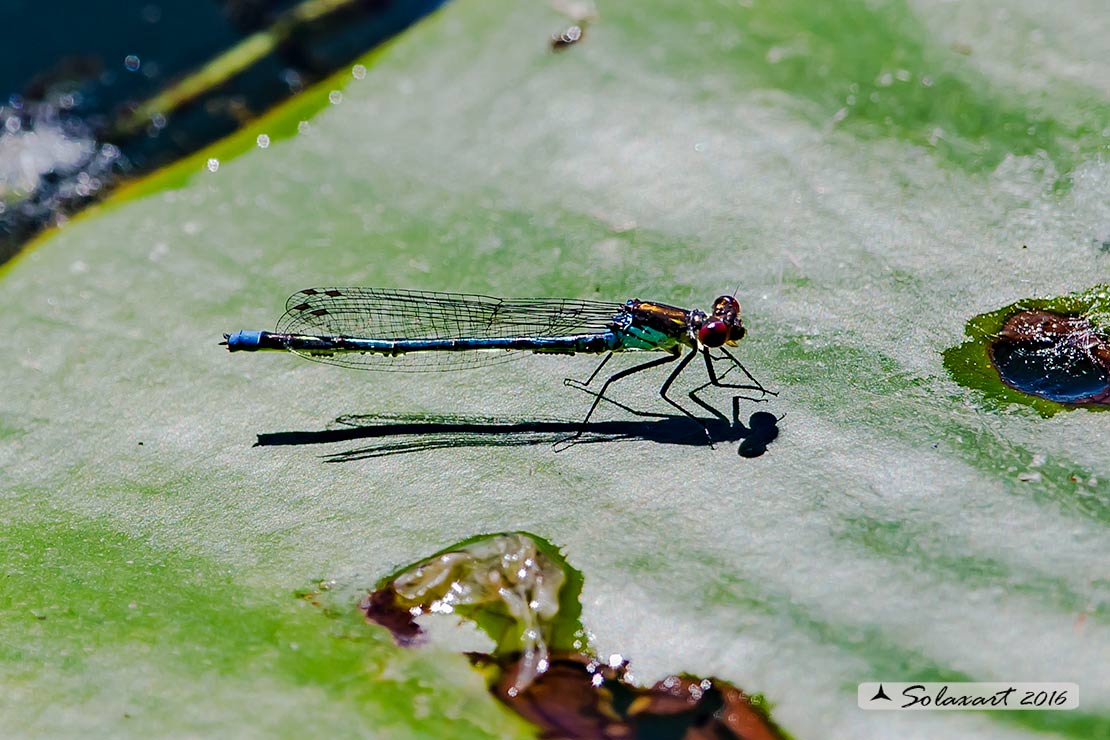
[619,323,684,351]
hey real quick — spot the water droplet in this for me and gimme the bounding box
[329,90,343,105]
[297,121,310,134]
[124,55,141,72]
[551,24,584,49]
[281,69,303,92]
[206,158,219,173]
[352,64,367,80]
[256,134,270,149]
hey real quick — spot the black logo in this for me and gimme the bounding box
[870,684,892,702]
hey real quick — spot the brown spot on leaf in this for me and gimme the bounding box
[487,653,786,740]
[361,583,423,646]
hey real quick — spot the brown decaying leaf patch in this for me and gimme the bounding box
[362,583,423,646]
[361,532,787,739]
[480,652,786,740]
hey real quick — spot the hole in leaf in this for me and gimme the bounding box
[943,285,1110,415]
[989,310,1110,404]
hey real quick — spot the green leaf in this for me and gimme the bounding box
[3,0,1108,737]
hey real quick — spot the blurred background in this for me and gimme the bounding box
[0,0,445,264]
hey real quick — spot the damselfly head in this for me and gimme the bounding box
[710,294,745,345]
[712,295,740,317]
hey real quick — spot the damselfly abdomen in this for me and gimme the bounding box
[224,288,772,445]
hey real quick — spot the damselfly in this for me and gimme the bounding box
[223,288,773,445]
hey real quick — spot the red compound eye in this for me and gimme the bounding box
[698,319,730,348]
[713,295,740,317]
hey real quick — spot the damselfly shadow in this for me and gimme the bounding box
[255,409,780,462]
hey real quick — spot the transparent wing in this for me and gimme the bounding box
[275,288,623,372]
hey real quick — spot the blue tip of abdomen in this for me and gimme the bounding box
[225,330,264,351]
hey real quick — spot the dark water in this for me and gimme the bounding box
[0,0,446,264]
[989,310,1110,405]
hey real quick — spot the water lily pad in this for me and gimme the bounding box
[3,0,1109,737]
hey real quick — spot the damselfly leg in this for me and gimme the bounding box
[557,348,717,449]
[563,359,666,421]
[564,352,671,420]
[564,351,616,390]
[689,347,776,424]
[712,346,775,394]
[657,349,715,445]
[555,350,693,450]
